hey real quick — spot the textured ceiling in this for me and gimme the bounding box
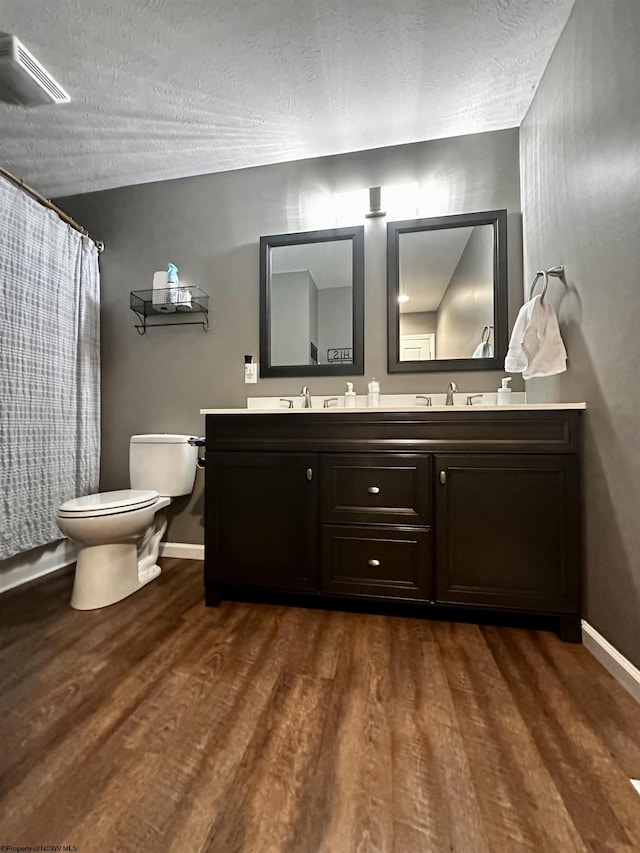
[0,0,574,198]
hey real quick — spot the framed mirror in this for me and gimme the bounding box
[387,209,507,373]
[260,226,364,377]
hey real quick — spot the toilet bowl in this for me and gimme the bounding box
[57,435,198,610]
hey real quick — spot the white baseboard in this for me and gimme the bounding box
[159,541,205,560]
[0,539,78,594]
[0,539,203,594]
[582,620,640,704]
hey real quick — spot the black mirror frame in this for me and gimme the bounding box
[387,209,508,373]
[260,225,365,378]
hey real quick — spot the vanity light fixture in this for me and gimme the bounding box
[365,186,386,219]
[397,294,410,304]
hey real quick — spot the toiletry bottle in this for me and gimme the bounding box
[367,377,380,407]
[167,262,179,285]
[497,377,512,405]
[166,262,179,308]
[345,381,357,408]
[244,355,257,384]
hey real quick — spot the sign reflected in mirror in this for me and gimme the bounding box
[387,210,508,373]
[260,226,364,377]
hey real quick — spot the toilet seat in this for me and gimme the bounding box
[57,489,159,519]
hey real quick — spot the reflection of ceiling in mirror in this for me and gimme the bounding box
[399,227,476,312]
[271,240,352,290]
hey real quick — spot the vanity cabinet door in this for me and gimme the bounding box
[434,454,580,613]
[206,451,318,593]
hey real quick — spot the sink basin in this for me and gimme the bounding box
[245,392,527,409]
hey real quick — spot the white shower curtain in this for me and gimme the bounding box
[0,176,100,560]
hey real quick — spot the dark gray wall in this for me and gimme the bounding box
[309,275,318,362]
[436,225,494,359]
[270,271,316,365]
[520,1,640,664]
[61,129,522,544]
[317,287,352,363]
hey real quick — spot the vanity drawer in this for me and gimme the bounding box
[321,524,431,600]
[320,454,432,525]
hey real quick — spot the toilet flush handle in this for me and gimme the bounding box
[188,436,206,468]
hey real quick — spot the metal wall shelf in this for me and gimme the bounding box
[130,286,209,334]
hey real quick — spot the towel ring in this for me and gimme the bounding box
[529,265,565,303]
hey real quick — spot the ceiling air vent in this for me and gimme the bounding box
[0,34,70,106]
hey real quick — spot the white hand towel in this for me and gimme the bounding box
[505,300,532,374]
[472,341,493,358]
[505,295,567,379]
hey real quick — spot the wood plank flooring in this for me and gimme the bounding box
[1,558,640,852]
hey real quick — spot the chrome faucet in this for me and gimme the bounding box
[446,381,458,406]
[300,386,312,408]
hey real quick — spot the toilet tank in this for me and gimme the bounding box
[129,434,198,496]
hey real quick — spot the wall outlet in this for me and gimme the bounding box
[244,362,257,384]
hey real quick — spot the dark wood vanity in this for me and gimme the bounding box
[204,408,582,640]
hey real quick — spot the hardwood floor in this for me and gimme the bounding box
[1,559,640,852]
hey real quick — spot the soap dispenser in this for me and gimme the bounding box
[497,377,512,405]
[345,381,357,408]
[367,378,380,407]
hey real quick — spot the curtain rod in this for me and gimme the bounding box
[0,166,104,253]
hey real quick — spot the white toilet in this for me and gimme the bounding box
[57,434,199,610]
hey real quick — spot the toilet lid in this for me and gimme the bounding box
[58,489,159,517]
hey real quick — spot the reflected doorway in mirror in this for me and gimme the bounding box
[399,333,435,361]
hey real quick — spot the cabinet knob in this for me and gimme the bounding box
[306,468,313,481]
[368,559,381,567]
[367,486,380,494]
[439,470,447,485]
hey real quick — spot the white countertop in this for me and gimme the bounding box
[200,402,586,415]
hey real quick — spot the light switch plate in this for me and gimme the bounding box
[244,363,257,384]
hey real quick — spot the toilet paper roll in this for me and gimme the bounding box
[152,270,172,309]
[176,288,193,311]
[155,303,176,313]
[153,271,168,290]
